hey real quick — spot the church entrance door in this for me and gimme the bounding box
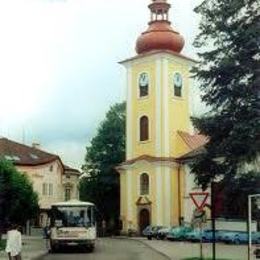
[139,208,150,235]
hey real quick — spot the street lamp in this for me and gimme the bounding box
[248,194,260,260]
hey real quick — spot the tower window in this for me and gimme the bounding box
[140,173,149,195]
[140,116,149,141]
[173,73,183,97]
[139,72,149,97]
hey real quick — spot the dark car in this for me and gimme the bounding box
[144,225,165,240]
[142,225,152,237]
[157,226,173,240]
[254,247,260,259]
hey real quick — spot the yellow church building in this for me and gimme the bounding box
[116,0,207,234]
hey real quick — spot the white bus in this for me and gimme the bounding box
[49,200,96,252]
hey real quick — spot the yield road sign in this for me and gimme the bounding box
[190,192,209,211]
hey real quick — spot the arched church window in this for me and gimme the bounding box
[173,72,183,97]
[140,116,149,141]
[139,72,149,97]
[140,173,149,195]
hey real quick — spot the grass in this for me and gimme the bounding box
[0,239,6,251]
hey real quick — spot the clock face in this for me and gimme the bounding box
[139,73,149,87]
[173,73,183,87]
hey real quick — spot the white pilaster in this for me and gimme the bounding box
[163,58,170,156]
[126,67,133,160]
[164,167,171,226]
[127,170,133,228]
[156,166,163,225]
[156,59,162,157]
[188,66,195,134]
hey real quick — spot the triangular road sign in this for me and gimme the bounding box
[190,192,209,210]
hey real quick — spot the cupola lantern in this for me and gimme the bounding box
[136,0,185,55]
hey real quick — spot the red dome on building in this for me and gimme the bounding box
[136,0,185,55]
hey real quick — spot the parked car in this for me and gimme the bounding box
[201,229,228,242]
[185,229,202,242]
[254,246,260,259]
[253,232,260,244]
[222,231,248,244]
[142,225,152,237]
[222,231,260,245]
[167,226,193,241]
[143,225,165,240]
[157,226,173,240]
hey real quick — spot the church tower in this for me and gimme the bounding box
[117,0,196,234]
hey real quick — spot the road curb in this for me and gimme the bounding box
[112,236,172,260]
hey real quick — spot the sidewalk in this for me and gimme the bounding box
[0,236,48,260]
[117,236,247,260]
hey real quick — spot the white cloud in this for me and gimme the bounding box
[0,0,204,167]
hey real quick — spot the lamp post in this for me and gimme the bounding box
[248,194,260,260]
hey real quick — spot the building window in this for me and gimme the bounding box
[65,188,71,201]
[49,184,53,196]
[140,116,149,141]
[173,72,183,97]
[42,183,48,196]
[140,173,149,195]
[139,72,149,97]
[49,165,53,172]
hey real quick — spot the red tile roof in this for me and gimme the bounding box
[177,131,208,151]
[0,137,60,166]
[117,131,208,167]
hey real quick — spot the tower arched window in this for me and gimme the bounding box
[140,116,149,141]
[173,72,183,97]
[140,173,149,195]
[139,72,149,97]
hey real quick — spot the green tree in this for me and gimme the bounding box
[0,159,38,239]
[190,0,260,189]
[80,102,126,231]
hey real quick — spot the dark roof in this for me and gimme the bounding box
[64,165,81,175]
[0,137,60,166]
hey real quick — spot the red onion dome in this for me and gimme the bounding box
[136,20,185,54]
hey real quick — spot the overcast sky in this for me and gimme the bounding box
[0,0,202,169]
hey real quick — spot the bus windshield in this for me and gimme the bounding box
[51,205,95,228]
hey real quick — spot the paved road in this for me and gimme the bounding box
[39,238,169,260]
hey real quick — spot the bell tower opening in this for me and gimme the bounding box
[149,0,171,22]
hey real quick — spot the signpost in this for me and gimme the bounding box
[248,194,260,260]
[190,192,209,211]
[190,192,209,260]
